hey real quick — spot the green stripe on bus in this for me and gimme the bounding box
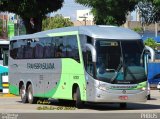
[136,81,147,89]
[110,81,147,90]
[76,34,87,101]
[9,84,19,95]
[34,82,60,98]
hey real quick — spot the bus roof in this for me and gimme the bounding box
[11,25,141,41]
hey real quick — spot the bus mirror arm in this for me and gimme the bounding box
[85,44,97,62]
[145,45,155,62]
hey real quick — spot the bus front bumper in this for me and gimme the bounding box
[93,88,147,103]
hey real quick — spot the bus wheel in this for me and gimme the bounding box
[27,84,38,104]
[74,87,84,109]
[147,94,151,100]
[20,85,28,103]
[120,103,127,109]
[58,99,67,104]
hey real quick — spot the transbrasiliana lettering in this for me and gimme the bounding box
[27,63,55,70]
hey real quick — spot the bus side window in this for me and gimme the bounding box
[53,35,80,62]
[54,37,63,58]
[43,37,52,58]
[0,49,2,60]
[87,36,92,44]
[34,39,44,59]
[3,50,8,66]
[85,50,94,76]
[56,45,63,58]
[44,45,52,58]
[17,45,24,59]
[10,41,18,59]
[68,35,80,62]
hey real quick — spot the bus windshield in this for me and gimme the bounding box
[95,40,146,84]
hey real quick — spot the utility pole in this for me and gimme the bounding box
[79,16,87,26]
[155,22,158,37]
[17,15,20,36]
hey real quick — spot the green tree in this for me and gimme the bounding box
[133,27,143,33]
[137,0,155,25]
[137,0,160,24]
[42,14,73,31]
[0,0,64,34]
[151,0,160,23]
[75,0,138,25]
[144,38,159,49]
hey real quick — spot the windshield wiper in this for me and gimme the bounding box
[110,61,123,83]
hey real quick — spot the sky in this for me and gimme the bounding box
[50,0,136,21]
[50,0,89,21]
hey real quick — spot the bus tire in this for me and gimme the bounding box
[20,85,28,103]
[58,99,68,104]
[27,84,38,104]
[74,87,84,109]
[120,103,127,109]
[147,94,151,100]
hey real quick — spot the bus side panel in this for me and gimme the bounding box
[43,73,63,98]
[9,57,20,95]
[32,59,62,97]
[9,73,19,96]
[9,58,63,97]
[45,59,87,101]
[85,72,97,102]
[61,58,86,101]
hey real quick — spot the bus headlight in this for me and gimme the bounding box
[98,84,108,91]
[141,87,146,91]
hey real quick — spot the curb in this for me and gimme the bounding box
[0,93,18,97]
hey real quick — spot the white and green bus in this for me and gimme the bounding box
[0,40,9,91]
[0,40,9,67]
[9,25,153,108]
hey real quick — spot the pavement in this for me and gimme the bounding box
[0,90,160,119]
[0,92,17,97]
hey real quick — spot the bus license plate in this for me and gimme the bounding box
[119,96,128,100]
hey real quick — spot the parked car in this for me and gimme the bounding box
[155,50,160,60]
[157,82,160,91]
[149,73,160,86]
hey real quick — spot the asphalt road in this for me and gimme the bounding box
[0,90,160,119]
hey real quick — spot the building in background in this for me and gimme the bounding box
[0,12,16,40]
[0,12,26,39]
[76,9,93,21]
[0,12,8,39]
[64,16,71,20]
[75,9,94,26]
